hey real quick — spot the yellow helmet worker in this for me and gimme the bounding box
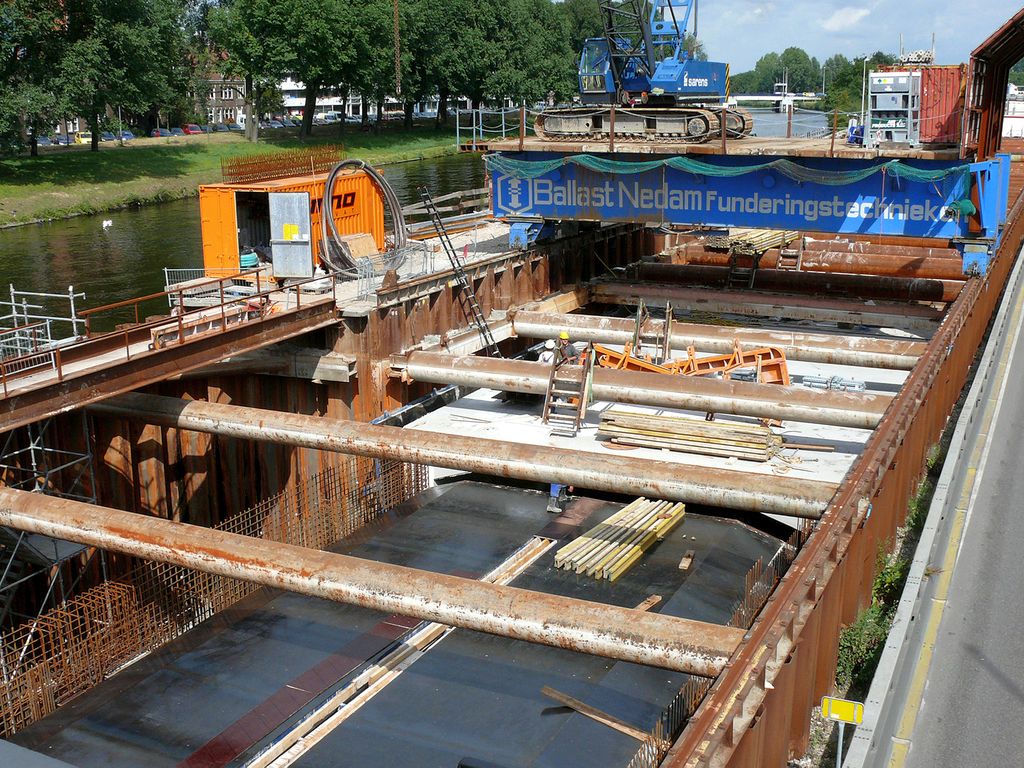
[559,330,570,340]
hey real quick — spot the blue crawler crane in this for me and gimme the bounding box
[534,0,752,142]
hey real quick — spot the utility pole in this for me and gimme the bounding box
[393,0,401,97]
[860,58,868,129]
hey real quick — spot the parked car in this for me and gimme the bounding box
[226,123,243,132]
[312,116,326,126]
[169,127,185,137]
[150,128,172,137]
[100,131,116,142]
[199,124,213,133]
[182,124,203,135]
[345,115,362,124]
[32,135,53,147]
[268,120,284,129]
[213,123,229,132]
[73,131,92,144]
[53,134,71,145]
[118,130,135,141]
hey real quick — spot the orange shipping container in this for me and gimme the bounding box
[919,64,966,145]
[198,169,386,274]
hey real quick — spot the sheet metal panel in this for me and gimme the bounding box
[269,192,314,278]
[919,65,967,145]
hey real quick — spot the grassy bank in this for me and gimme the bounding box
[0,124,460,228]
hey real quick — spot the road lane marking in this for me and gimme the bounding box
[889,261,1024,767]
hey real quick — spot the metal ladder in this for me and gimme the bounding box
[727,251,760,289]
[418,187,500,357]
[542,347,593,437]
[776,248,802,271]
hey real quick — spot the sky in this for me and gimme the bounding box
[693,0,1022,72]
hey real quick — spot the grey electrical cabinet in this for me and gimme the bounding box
[865,71,921,146]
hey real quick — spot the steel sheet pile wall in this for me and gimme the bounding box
[344,224,644,417]
[667,188,1024,767]
[0,460,427,737]
[91,373,359,526]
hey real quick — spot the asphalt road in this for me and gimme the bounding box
[904,314,1024,767]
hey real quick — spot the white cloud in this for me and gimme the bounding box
[820,8,870,32]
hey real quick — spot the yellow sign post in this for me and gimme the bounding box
[821,696,864,767]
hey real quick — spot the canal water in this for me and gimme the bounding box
[0,109,829,315]
[0,152,486,314]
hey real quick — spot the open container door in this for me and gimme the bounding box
[269,191,314,278]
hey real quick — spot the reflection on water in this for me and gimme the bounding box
[0,152,486,315]
[744,107,829,138]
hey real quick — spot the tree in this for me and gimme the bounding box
[1,0,67,155]
[348,0,398,128]
[560,0,603,54]
[778,47,819,92]
[208,0,294,142]
[57,0,189,151]
[283,0,355,137]
[823,51,896,115]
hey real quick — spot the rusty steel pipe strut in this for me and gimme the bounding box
[509,310,924,371]
[401,352,889,430]
[91,393,837,517]
[801,240,963,258]
[634,263,963,303]
[676,250,966,281]
[0,487,743,676]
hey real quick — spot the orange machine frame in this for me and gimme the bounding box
[594,341,791,385]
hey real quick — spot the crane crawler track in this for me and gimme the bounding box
[534,106,753,143]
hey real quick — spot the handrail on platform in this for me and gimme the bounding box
[0,271,338,399]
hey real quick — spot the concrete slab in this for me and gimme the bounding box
[11,483,555,768]
[409,387,872,488]
[288,509,782,768]
[11,482,785,768]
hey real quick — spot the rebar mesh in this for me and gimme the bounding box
[0,457,427,737]
[220,144,345,184]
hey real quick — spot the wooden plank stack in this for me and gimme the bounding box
[703,229,800,254]
[598,408,781,461]
[554,498,686,582]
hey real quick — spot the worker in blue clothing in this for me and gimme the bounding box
[547,482,572,513]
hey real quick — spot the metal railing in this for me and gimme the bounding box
[0,270,338,399]
[401,187,491,239]
[0,285,85,338]
[0,321,52,361]
[455,107,522,149]
[162,267,265,309]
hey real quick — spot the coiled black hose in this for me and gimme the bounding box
[320,159,409,276]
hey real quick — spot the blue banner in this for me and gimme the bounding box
[491,152,999,239]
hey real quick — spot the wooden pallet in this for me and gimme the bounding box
[554,498,685,582]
